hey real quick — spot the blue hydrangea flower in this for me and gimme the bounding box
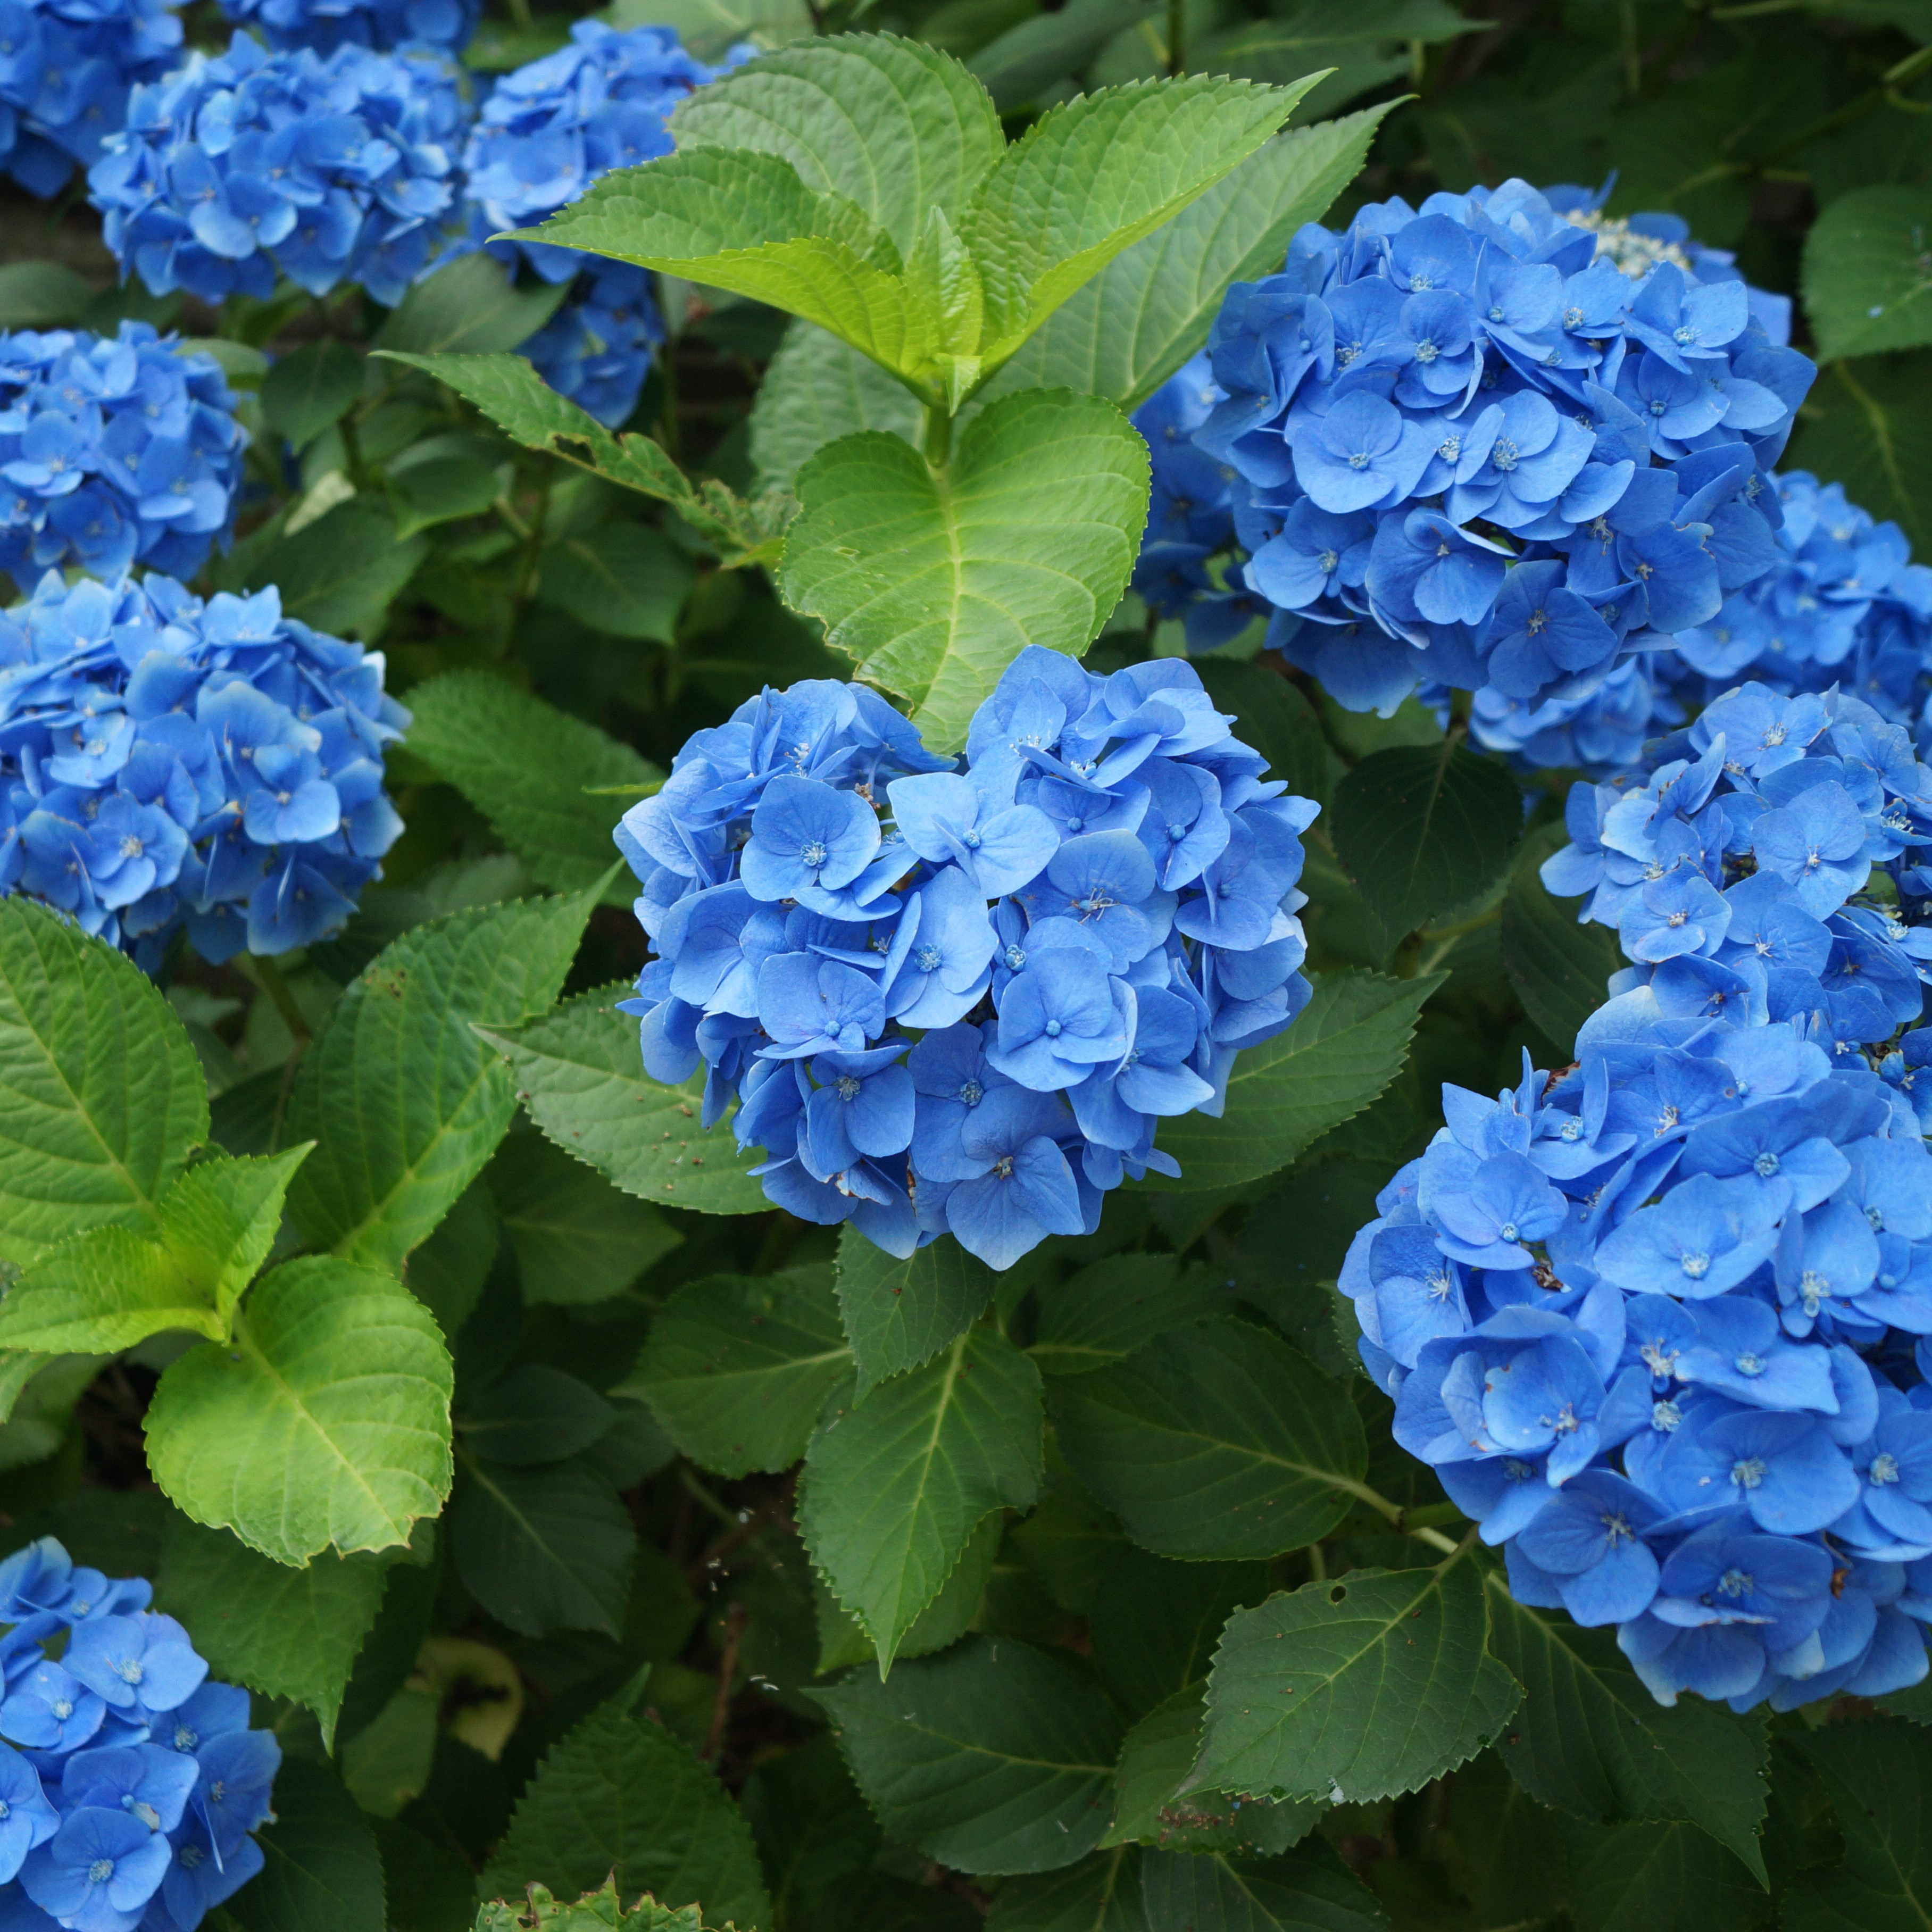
[615,654,1320,1270]
[89,32,468,307]
[0,324,246,592]
[0,0,184,198]
[0,569,408,965]
[218,0,474,55]
[0,1537,277,1932]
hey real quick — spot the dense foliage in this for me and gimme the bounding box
[12,0,1932,1926]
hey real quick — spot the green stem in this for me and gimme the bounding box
[512,455,555,609]
[1167,0,1186,76]
[679,1465,739,1529]
[247,952,310,1046]
[338,412,370,494]
[921,404,953,468]
[1322,1471,1464,1555]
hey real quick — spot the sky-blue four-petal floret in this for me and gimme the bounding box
[0,568,407,964]
[613,651,1319,1270]
[0,1536,278,1932]
[0,325,246,593]
[0,0,185,199]
[87,31,468,307]
[216,0,476,56]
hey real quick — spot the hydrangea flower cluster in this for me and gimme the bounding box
[459,22,721,427]
[0,0,184,198]
[0,1536,279,1932]
[0,324,246,593]
[1545,681,1932,1053]
[0,569,407,964]
[614,651,1318,1269]
[88,32,468,307]
[217,0,476,57]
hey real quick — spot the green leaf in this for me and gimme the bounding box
[1027,1254,1226,1378]
[749,320,922,490]
[403,672,661,897]
[0,260,94,329]
[1137,1843,1387,1932]
[403,1177,498,1342]
[377,251,569,355]
[1089,1546,1270,1722]
[983,1847,1146,1932]
[978,107,1394,416]
[813,1634,1122,1873]
[538,524,695,642]
[1198,0,1480,119]
[487,1131,681,1306]
[1568,1821,1764,1932]
[227,1756,387,1932]
[834,1224,994,1395]
[286,892,596,1271]
[621,1265,852,1476]
[671,34,1005,261]
[261,339,367,450]
[1049,1319,1365,1560]
[144,1256,454,1566]
[461,1364,615,1464]
[481,985,768,1215]
[1483,1579,1770,1886]
[387,452,508,539]
[1781,1720,1932,1929]
[962,75,1307,359]
[223,495,429,639]
[1502,822,1621,1056]
[779,388,1150,751]
[1195,659,1335,810]
[158,1513,393,1749]
[1803,186,1932,361]
[1786,350,1932,555]
[0,896,208,1267]
[1329,742,1523,947]
[607,0,814,60]
[969,0,1159,111]
[451,1453,637,1638]
[801,1328,1043,1668]
[1138,970,1439,1192]
[482,1693,773,1928]
[478,1877,718,1932]
[813,1508,1001,1673]
[1190,1560,1521,1804]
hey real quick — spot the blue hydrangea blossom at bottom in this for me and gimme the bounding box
[0,570,408,964]
[613,651,1318,1270]
[0,1535,279,1931]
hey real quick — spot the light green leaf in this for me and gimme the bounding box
[1138,970,1439,1192]
[800,1327,1043,1668]
[227,1758,386,1932]
[144,1256,455,1566]
[221,495,429,639]
[1502,822,1621,1056]
[155,1148,313,1320]
[377,250,568,355]
[621,1265,852,1477]
[780,387,1150,751]
[1482,1578,1770,1886]
[1049,1319,1365,1560]
[1137,1843,1387,1932]
[482,1693,773,1928]
[1191,1560,1522,1804]
[1198,0,1479,119]
[286,891,596,1271]
[1782,1720,1932,1930]
[834,1223,994,1395]
[402,671,661,897]
[813,1509,1001,1674]
[962,74,1308,359]
[749,319,923,490]
[671,34,1005,261]
[487,1130,682,1306]
[1027,1254,1226,1378]
[261,339,366,450]
[607,0,814,58]
[158,1512,394,1750]
[481,985,769,1215]
[1803,186,1932,361]
[813,1635,1122,1874]
[979,107,1394,415]
[1329,742,1523,948]
[451,1453,637,1637]
[0,895,207,1267]
[1089,1546,1270,1722]
[1786,350,1932,554]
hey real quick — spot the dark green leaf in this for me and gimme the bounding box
[460,1364,614,1465]
[386,453,507,538]
[228,1758,386,1932]
[1502,820,1622,1056]
[1329,743,1522,947]
[370,1818,474,1932]
[1089,1546,1269,1722]
[1027,1255,1226,1379]
[814,1635,1122,1874]
[1050,1319,1367,1560]
[1138,1842,1387,1932]
[1569,1820,1764,1932]
[749,320,922,490]
[835,1223,994,1394]
[261,340,365,450]
[621,1264,851,1476]
[1197,0,1480,119]
[741,1733,882,1929]
[1781,1719,1932,1929]
[487,1130,682,1306]
[1803,185,1932,360]
[224,495,429,638]
[538,525,695,642]
[1785,350,1932,555]
[813,1510,1001,1672]
[402,1178,498,1341]
[451,1453,637,1637]
[985,1847,1147,1931]
[0,261,94,328]
[968,0,1156,110]
[1195,660,1335,812]
[377,251,568,355]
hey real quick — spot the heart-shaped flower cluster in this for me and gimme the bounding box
[614,651,1317,1269]
[88,32,468,306]
[0,324,246,593]
[0,1536,279,1932]
[0,569,407,964]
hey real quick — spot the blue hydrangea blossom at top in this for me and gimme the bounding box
[1,324,247,593]
[218,0,476,56]
[0,1535,278,1932]
[457,22,724,427]
[0,0,184,198]
[1134,180,1816,776]
[613,652,1318,1270]
[0,569,407,964]
[88,32,468,307]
